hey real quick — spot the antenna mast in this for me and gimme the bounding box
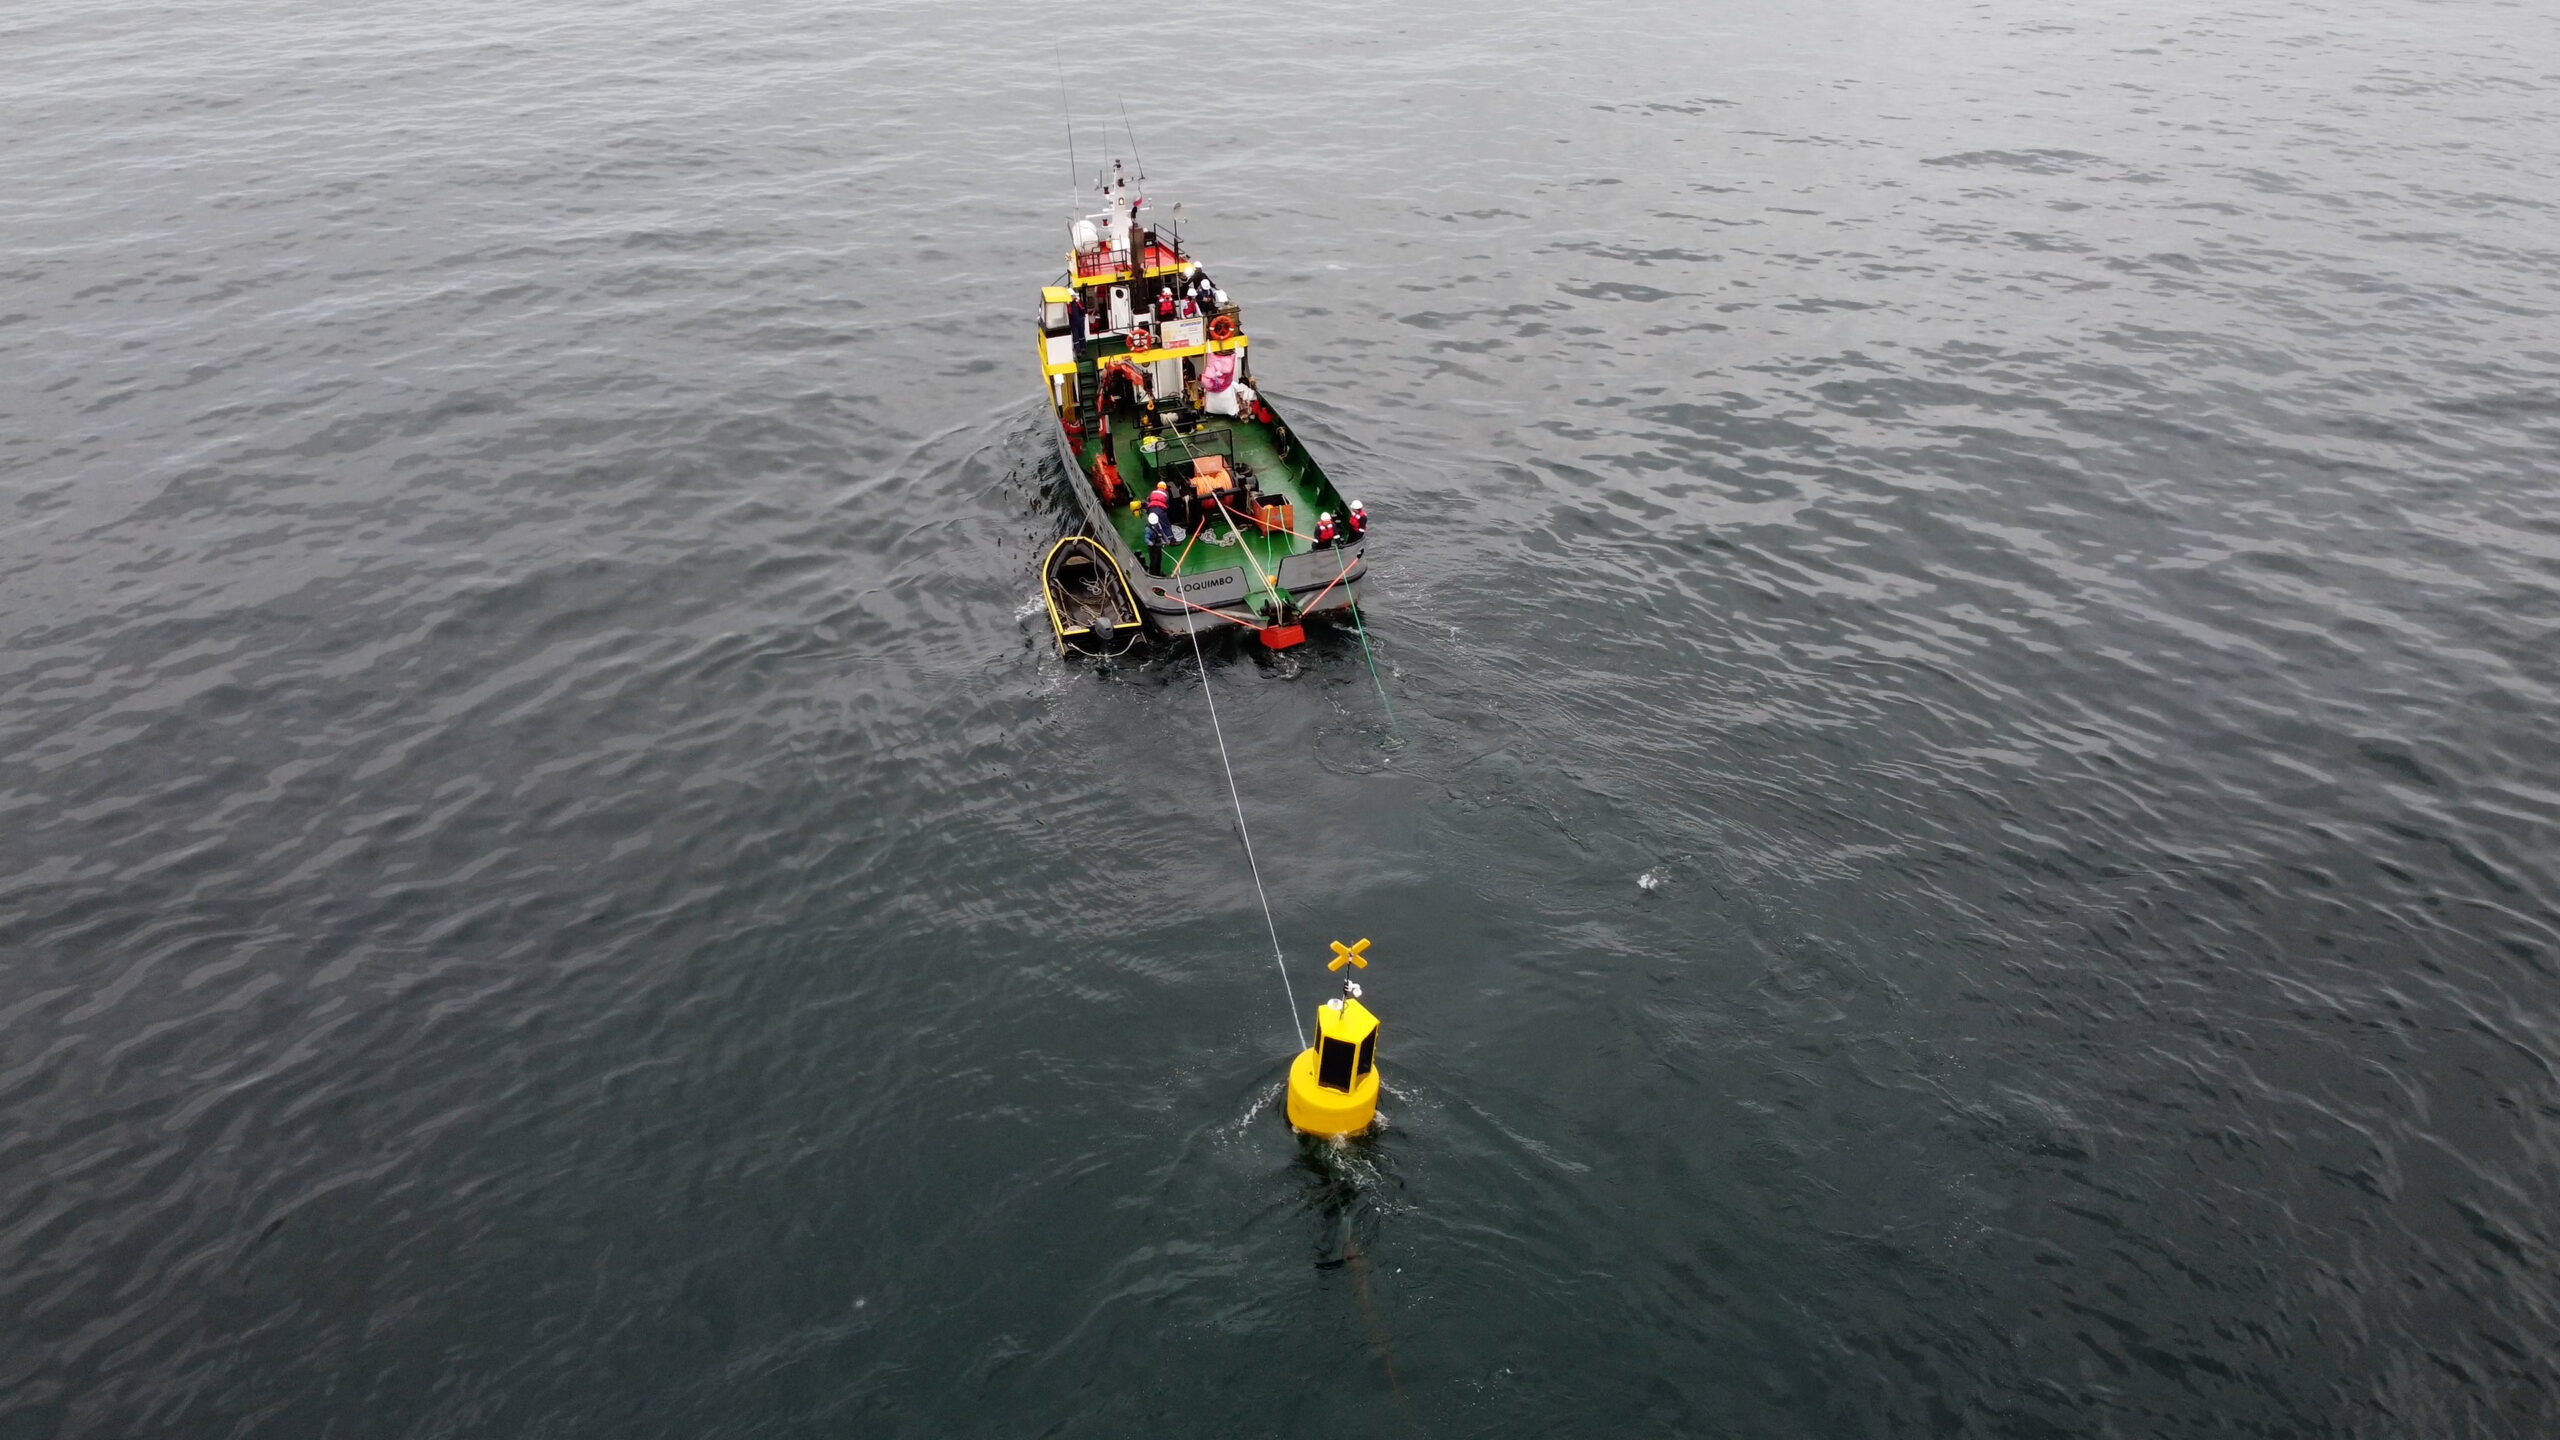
[1118,99,1145,182]
[1054,49,1077,212]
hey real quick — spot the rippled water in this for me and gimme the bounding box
[6,0,2558,1434]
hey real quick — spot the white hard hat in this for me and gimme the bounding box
[1319,512,1332,522]
[1350,499,1364,510]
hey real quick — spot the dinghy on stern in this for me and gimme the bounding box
[1041,534,1143,656]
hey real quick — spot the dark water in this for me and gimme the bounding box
[7,0,2559,1434]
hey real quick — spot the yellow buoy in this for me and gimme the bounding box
[1287,939,1381,1137]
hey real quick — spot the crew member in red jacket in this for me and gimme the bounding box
[1144,482,1172,574]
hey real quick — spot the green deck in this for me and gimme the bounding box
[1073,407,1345,597]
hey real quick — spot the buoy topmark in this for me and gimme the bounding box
[1287,940,1380,1137]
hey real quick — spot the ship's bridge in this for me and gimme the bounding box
[1068,213,1190,287]
[1037,213,1246,385]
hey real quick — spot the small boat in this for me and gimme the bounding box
[1041,534,1143,655]
[1035,162,1369,649]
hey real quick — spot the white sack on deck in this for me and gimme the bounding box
[1206,376,1253,418]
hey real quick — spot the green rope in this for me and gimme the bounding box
[1347,592,1395,729]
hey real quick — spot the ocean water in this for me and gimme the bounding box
[5,0,2558,1434]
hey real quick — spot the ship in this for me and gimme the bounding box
[1036,165,1368,649]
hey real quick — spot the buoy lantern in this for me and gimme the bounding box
[1287,939,1381,1137]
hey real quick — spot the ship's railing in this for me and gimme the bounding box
[1073,247,1133,281]
[1152,427,1235,465]
[1070,225,1188,283]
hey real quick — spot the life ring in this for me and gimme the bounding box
[1208,314,1237,342]
[1125,324,1155,354]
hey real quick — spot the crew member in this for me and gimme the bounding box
[1313,511,1338,548]
[1144,482,1171,574]
[1344,499,1366,541]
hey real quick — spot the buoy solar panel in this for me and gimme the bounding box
[1287,940,1380,1137]
[1286,994,1379,1136]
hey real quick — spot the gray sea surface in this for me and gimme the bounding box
[6,0,2559,1434]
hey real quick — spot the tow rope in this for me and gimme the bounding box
[1156,510,1306,1045]
[1183,602,1307,1050]
[1348,597,1395,728]
[1148,486,1396,1049]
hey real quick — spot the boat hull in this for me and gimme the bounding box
[1040,535,1143,655]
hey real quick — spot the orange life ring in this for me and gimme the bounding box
[1208,314,1237,342]
[1125,324,1155,354]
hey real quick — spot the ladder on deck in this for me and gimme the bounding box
[1076,359,1102,438]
